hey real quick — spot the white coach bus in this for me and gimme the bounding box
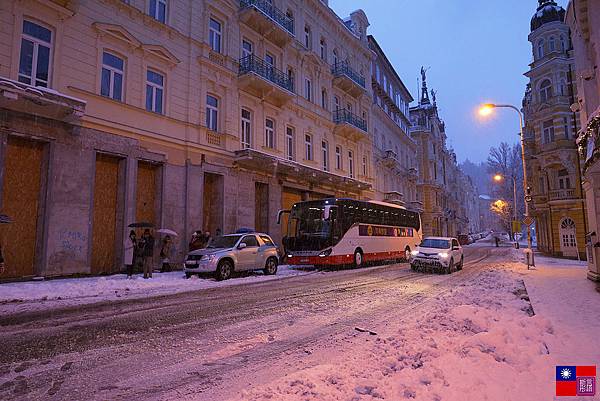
[278,198,422,268]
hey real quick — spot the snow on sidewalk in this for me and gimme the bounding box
[228,253,599,401]
[0,265,310,314]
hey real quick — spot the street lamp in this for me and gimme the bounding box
[478,103,535,266]
[493,174,518,243]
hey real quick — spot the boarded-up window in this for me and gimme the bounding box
[255,182,269,233]
[203,173,224,235]
[91,154,120,274]
[1,136,44,278]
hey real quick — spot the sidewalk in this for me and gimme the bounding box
[517,251,600,378]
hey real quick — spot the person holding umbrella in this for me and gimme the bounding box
[141,229,155,279]
[160,234,173,273]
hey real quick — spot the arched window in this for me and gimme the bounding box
[537,39,545,59]
[560,79,567,96]
[549,36,556,52]
[560,35,566,52]
[333,49,338,66]
[539,79,552,103]
[304,25,311,49]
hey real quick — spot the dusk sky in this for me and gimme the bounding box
[330,0,568,163]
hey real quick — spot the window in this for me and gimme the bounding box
[348,151,354,178]
[320,38,327,60]
[149,0,167,23]
[304,25,311,49]
[285,126,295,160]
[539,79,552,103]
[322,140,329,171]
[209,18,222,53]
[375,63,380,83]
[333,49,338,66]
[242,39,253,58]
[305,134,313,160]
[333,96,339,111]
[206,94,218,131]
[287,67,295,91]
[543,119,555,143]
[241,235,258,247]
[362,155,367,176]
[549,36,556,52]
[537,39,544,59]
[265,118,275,149]
[560,35,566,52]
[335,146,342,169]
[146,70,164,114]
[304,78,312,102]
[560,79,567,96]
[563,117,570,139]
[558,169,571,189]
[321,88,327,109]
[265,52,275,67]
[19,20,52,87]
[101,52,124,101]
[241,108,252,149]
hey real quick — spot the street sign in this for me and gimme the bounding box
[523,216,534,227]
[512,220,522,233]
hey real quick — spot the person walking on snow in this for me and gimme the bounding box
[124,230,137,278]
[160,235,173,273]
[141,229,155,279]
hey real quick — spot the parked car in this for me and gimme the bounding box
[184,233,279,280]
[457,234,471,245]
[410,237,464,274]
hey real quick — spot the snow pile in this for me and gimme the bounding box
[234,264,562,401]
[0,266,309,311]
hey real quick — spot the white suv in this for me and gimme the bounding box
[410,237,464,274]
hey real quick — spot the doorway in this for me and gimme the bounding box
[203,173,224,235]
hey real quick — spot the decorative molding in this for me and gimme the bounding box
[92,22,142,48]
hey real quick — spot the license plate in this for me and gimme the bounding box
[300,258,309,263]
[185,261,198,266]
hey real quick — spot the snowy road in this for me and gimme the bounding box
[0,246,582,400]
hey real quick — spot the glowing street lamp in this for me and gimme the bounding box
[478,102,535,266]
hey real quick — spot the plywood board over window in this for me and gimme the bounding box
[1,136,44,279]
[91,154,121,274]
[136,161,159,226]
[280,188,302,236]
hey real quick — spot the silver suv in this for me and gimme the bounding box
[184,233,279,280]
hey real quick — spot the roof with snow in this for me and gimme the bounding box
[531,0,566,32]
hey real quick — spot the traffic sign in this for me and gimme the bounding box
[523,216,534,227]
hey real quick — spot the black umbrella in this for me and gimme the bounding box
[128,222,155,228]
[0,214,12,224]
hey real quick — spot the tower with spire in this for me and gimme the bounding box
[522,0,587,259]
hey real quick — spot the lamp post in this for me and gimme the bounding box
[479,103,535,266]
[493,174,518,243]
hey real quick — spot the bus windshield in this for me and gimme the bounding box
[285,203,334,251]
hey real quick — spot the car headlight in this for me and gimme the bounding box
[201,254,216,261]
[438,252,449,259]
[410,250,419,256]
[318,249,332,257]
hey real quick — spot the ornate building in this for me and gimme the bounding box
[523,0,587,259]
[566,0,600,280]
[0,0,376,279]
[367,35,418,208]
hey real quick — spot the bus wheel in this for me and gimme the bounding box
[353,249,363,268]
[404,247,411,262]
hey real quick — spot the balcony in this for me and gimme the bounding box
[548,189,577,201]
[331,61,366,98]
[539,138,577,153]
[239,0,294,47]
[333,109,368,140]
[238,55,294,106]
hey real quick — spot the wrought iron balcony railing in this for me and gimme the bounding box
[240,0,294,35]
[239,54,294,93]
[333,108,367,132]
[331,61,365,89]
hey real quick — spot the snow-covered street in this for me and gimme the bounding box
[0,245,598,401]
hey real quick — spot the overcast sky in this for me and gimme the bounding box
[329,0,568,163]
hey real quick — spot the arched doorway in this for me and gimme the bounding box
[559,217,578,257]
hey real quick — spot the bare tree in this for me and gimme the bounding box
[486,142,524,239]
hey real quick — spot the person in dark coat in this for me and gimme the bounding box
[189,230,204,252]
[141,229,155,279]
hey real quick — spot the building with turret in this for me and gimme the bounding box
[523,0,587,259]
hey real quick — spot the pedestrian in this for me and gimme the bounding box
[124,230,137,278]
[216,228,222,237]
[189,230,204,251]
[141,229,155,279]
[160,235,173,273]
[204,231,211,248]
[495,236,500,247]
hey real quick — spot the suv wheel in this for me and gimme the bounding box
[263,257,278,275]
[446,258,454,275]
[404,247,411,262]
[216,260,233,281]
[457,256,464,270]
